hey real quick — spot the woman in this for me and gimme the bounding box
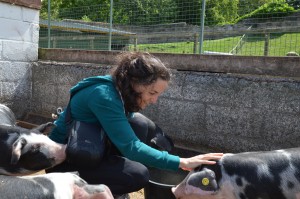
[47,52,222,198]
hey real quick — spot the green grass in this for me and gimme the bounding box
[131,33,300,56]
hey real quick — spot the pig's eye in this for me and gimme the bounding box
[20,138,27,150]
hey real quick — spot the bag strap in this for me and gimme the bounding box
[64,91,76,125]
[64,99,72,125]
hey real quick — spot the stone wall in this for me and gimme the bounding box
[34,49,300,153]
[0,0,41,118]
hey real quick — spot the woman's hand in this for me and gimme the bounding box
[179,153,223,171]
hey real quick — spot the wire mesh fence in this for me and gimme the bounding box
[39,0,300,56]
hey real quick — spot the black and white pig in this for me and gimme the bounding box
[0,103,66,175]
[172,148,300,199]
[0,172,113,199]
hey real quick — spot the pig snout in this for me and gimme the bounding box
[172,185,216,199]
[70,173,113,199]
[172,186,203,199]
[172,183,187,199]
[47,141,66,165]
[73,184,114,199]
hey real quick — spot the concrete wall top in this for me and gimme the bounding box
[38,48,300,78]
[0,0,41,10]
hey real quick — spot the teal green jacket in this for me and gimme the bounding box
[49,75,180,171]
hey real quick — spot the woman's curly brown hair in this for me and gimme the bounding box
[111,52,171,113]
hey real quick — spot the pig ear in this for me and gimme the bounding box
[32,122,55,135]
[11,138,26,165]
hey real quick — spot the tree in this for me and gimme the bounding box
[286,0,300,9]
[173,0,239,26]
[40,0,63,19]
[174,0,202,24]
[236,0,295,23]
[40,0,111,21]
[205,0,239,26]
[113,0,177,25]
[41,0,177,25]
[237,0,273,15]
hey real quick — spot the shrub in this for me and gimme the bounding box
[236,1,295,22]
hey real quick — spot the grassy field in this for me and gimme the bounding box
[133,32,300,56]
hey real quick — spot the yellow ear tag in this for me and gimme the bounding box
[202,178,209,186]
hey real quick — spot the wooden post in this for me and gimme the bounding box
[264,33,270,56]
[134,36,138,51]
[193,33,199,54]
[52,37,56,48]
[90,39,94,50]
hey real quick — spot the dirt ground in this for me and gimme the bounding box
[129,189,144,199]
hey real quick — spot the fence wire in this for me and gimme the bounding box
[39,0,300,56]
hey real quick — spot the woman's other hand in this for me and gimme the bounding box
[179,153,223,171]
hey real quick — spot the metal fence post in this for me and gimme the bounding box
[108,0,113,51]
[47,0,51,48]
[199,0,206,54]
